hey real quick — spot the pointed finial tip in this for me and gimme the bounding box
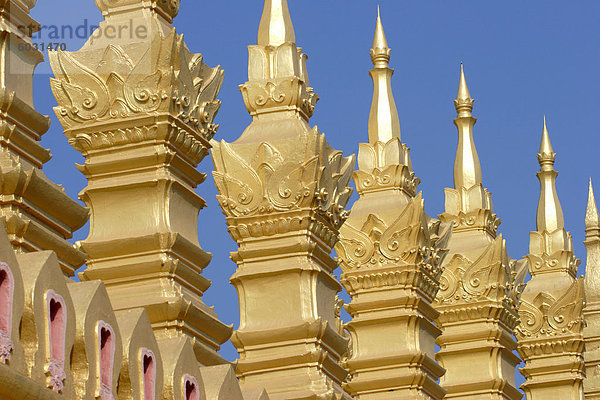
[372,5,389,51]
[539,115,554,156]
[456,62,472,101]
[587,177,600,229]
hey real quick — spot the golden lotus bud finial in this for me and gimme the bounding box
[535,116,564,232]
[257,0,296,46]
[587,178,600,235]
[454,63,475,117]
[537,115,556,169]
[370,5,391,67]
[367,6,400,143]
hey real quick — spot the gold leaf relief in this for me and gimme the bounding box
[336,223,375,268]
[437,254,467,302]
[462,236,505,298]
[267,157,318,210]
[379,193,426,262]
[517,299,545,336]
[213,142,263,215]
[50,50,110,121]
[547,278,585,332]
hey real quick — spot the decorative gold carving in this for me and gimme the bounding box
[49,0,232,366]
[517,278,585,339]
[211,1,353,398]
[213,132,352,229]
[433,65,524,400]
[437,235,527,310]
[337,193,450,279]
[353,138,419,195]
[50,28,223,153]
[516,118,585,400]
[336,10,450,399]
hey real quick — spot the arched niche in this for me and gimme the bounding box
[157,337,205,400]
[17,251,75,397]
[115,308,163,400]
[67,280,122,399]
[0,223,25,371]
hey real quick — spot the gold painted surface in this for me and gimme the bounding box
[584,179,600,399]
[335,10,451,400]
[433,65,525,400]
[48,0,232,365]
[367,6,400,144]
[212,0,353,398]
[0,0,88,276]
[67,280,122,399]
[516,119,584,400]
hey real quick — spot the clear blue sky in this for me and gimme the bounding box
[31,0,600,373]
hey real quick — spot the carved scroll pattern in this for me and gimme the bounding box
[527,230,580,277]
[50,24,223,145]
[335,193,451,279]
[354,138,420,196]
[212,129,354,231]
[516,278,585,338]
[436,236,528,310]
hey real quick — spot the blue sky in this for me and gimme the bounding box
[30,0,600,371]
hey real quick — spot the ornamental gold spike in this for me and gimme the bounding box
[587,178,600,237]
[536,116,564,232]
[372,6,389,62]
[257,0,296,46]
[539,115,556,162]
[368,6,401,144]
[453,64,482,192]
[455,63,474,117]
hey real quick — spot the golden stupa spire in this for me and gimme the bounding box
[453,63,482,192]
[586,178,600,238]
[367,6,400,144]
[536,116,564,233]
[257,0,296,46]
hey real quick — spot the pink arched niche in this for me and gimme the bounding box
[183,374,199,400]
[0,262,14,363]
[98,321,116,400]
[141,348,156,400]
[46,290,67,393]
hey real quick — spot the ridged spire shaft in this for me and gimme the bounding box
[536,117,564,232]
[453,64,482,191]
[257,0,296,46]
[367,7,400,144]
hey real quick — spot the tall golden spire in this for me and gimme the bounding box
[368,6,401,144]
[257,0,295,46]
[586,178,600,238]
[453,64,482,192]
[584,180,600,398]
[536,116,564,232]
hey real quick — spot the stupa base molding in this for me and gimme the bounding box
[79,235,232,366]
